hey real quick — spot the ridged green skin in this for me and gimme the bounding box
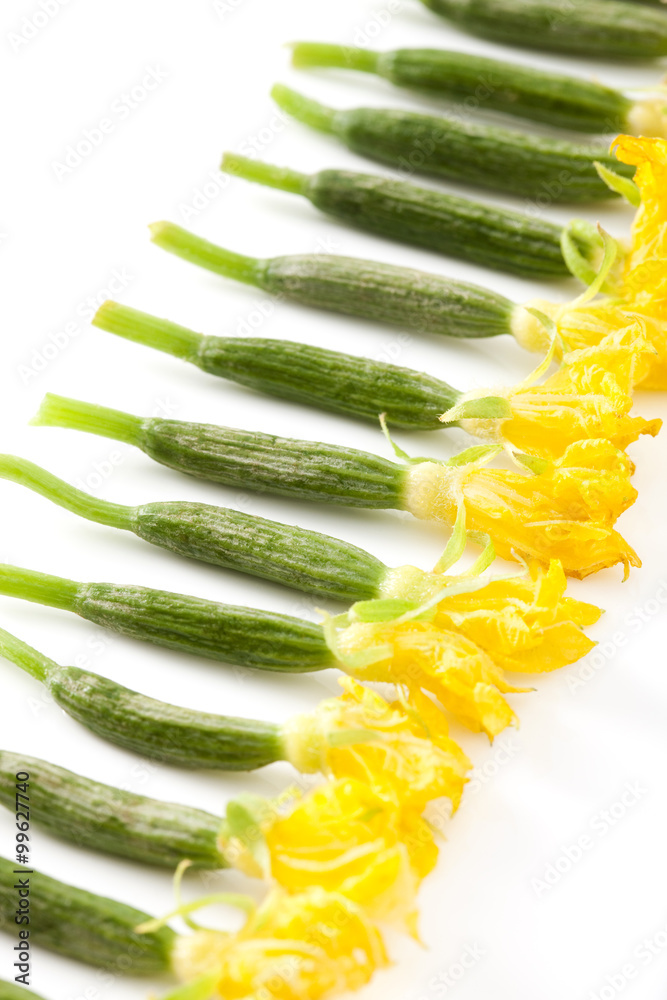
[198,336,460,427]
[45,666,286,769]
[140,419,406,508]
[332,107,634,201]
[420,0,667,57]
[0,752,223,867]
[0,981,45,1000]
[134,501,386,602]
[71,580,333,671]
[377,49,632,132]
[0,856,175,973]
[0,454,386,604]
[304,171,572,277]
[255,254,514,337]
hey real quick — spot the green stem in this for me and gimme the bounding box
[0,982,47,1000]
[271,83,338,134]
[93,301,202,362]
[0,623,59,682]
[289,41,380,74]
[31,393,145,447]
[221,152,309,196]
[0,455,134,531]
[149,221,263,286]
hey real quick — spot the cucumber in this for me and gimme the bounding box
[32,394,407,509]
[150,221,515,339]
[0,565,334,672]
[0,626,287,770]
[290,43,633,134]
[271,85,635,202]
[0,455,387,603]
[0,752,224,868]
[93,302,463,426]
[0,855,175,973]
[418,0,667,58]
[221,155,603,279]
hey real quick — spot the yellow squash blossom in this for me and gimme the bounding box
[441,329,661,461]
[216,778,437,933]
[320,525,601,737]
[512,136,667,388]
[170,886,388,1000]
[331,616,522,739]
[284,676,470,812]
[381,558,601,675]
[402,440,639,580]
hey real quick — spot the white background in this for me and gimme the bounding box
[1,1,667,999]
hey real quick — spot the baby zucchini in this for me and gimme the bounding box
[0,625,293,769]
[221,154,602,279]
[30,393,639,579]
[290,43,646,135]
[0,454,386,603]
[150,221,523,340]
[270,84,635,201]
[148,221,615,340]
[0,752,224,868]
[0,855,174,973]
[92,301,468,427]
[0,568,334,673]
[417,0,667,59]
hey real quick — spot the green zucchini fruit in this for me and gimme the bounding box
[0,454,386,603]
[0,564,334,673]
[31,393,638,579]
[0,752,224,868]
[0,855,175,973]
[221,154,603,279]
[92,301,470,427]
[150,221,515,339]
[0,625,288,769]
[290,43,635,134]
[32,394,407,508]
[270,85,635,201]
[149,222,614,340]
[0,981,46,1000]
[417,0,667,59]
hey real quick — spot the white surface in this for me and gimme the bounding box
[1,2,667,999]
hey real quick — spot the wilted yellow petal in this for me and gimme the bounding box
[283,676,470,812]
[173,887,388,1000]
[403,441,639,579]
[217,778,436,933]
[335,619,519,739]
[460,330,661,460]
[514,137,667,388]
[429,560,600,673]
